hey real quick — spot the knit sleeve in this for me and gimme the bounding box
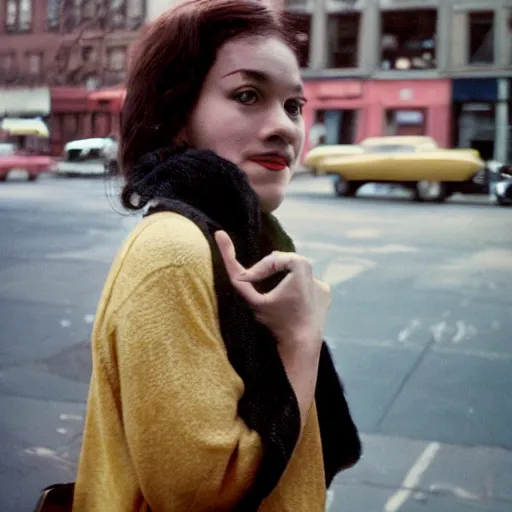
[112,229,263,511]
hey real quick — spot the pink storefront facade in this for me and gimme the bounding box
[302,78,452,158]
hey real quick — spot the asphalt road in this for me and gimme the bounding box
[0,173,511,511]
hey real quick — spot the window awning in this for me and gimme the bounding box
[0,117,50,138]
[88,88,126,102]
[0,87,51,116]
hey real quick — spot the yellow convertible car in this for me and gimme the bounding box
[304,136,486,202]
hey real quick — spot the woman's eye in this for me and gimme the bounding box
[285,99,304,117]
[236,90,259,105]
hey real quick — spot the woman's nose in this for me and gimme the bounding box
[261,105,300,145]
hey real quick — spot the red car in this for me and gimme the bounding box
[0,143,54,181]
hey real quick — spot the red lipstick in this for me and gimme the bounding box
[249,157,288,172]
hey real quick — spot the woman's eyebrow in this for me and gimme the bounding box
[221,68,304,94]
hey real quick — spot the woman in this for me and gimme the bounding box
[72,1,361,511]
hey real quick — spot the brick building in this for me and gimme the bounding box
[0,0,145,154]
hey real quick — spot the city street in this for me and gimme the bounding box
[0,173,511,511]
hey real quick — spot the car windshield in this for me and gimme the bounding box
[363,144,417,153]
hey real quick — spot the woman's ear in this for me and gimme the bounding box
[174,126,190,147]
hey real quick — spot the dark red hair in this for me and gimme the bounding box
[119,0,303,209]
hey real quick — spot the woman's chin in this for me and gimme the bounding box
[257,190,285,213]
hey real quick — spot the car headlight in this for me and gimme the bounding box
[495,182,507,195]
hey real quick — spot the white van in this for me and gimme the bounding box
[56,137,117,177]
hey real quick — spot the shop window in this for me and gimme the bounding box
[380,10,437,71]
[468,11,494,65]
[309,109,358,146]
[6,0,32,32]
[385,109,427,137]
[327,12,360,69]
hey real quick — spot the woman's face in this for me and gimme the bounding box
[183,35,306,212]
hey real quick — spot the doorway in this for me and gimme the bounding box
[318,109,359,144]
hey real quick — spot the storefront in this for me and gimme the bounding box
[303,80,366,153]
[451,78,510,163]
[50,87,90,156]
[87,88,126,140]
[49,87,126,157]
[303,78,451,158]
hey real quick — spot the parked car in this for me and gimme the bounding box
[490,163,512,206]
[55,137,117,177]
[0,143,54,181]
[306,136,487,202]
[102,136,119,175]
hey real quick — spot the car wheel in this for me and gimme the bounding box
[495,195,511,207]
[334,176,351,197]
[28,173,38,181]
[0,174,7,182]
[413,181,447,203]
[334,177,360,198]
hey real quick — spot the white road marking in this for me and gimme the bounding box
[384,442,441,512]
[297,240,418,255]
[84,314,95,324]
[24,447,58,457]
[56,428,68,435]
[452,321,467,343]
[60,319,71,328]
[345,228,380,240]
[322,259,375,286]
[429,483,480,501]
[59,414,83,422]
[398,320,421,342]
[430,322,447,343]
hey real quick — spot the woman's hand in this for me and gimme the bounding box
[215,230,331,430]
[214,231,331,352]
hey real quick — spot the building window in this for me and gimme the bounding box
[47,0,60,30]
[327,12,360,69]
[468,11,494,65]
[126,0,145,30]
[82,0,95,22]
[0,53,15,73]
[385,110,427,137]
[107,47,126,72]
[380,9,437,70]
[26,52,42,76]
[5,0,32,32]
[285,11,310,68]
[110,0,126,29]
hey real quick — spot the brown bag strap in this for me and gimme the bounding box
[34,483,74,512]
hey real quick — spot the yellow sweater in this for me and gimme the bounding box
[73,212,326,512]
